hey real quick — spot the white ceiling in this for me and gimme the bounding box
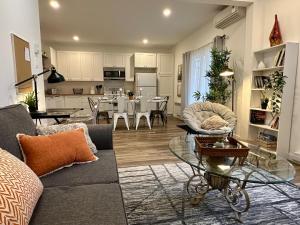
[39,0,223,47]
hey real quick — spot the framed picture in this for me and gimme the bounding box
[177,64,182,97]
[177,64,182,81]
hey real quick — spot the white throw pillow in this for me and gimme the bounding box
[37,123,97,154]
[201,115,229,130]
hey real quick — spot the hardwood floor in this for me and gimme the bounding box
[113,116,300,184]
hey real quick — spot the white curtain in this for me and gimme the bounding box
[181,43,212,110]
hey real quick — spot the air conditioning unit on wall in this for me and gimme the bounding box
[214,6,246,29]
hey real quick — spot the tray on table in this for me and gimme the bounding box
[194,136,250,165]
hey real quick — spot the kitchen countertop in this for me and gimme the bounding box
[46,94,105,97]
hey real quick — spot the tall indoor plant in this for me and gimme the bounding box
[198,48,232,104]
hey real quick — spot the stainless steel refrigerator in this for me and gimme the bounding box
[135,73,157,110]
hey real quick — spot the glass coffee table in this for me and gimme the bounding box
[169,135,296,222]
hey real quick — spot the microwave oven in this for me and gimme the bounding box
[103,68,125,80]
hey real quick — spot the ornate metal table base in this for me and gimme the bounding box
[184,168,250,223]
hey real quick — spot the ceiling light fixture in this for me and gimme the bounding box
[49,0,60,9]
[163,8,171,17]
[142,39,148,44]
[73,35,80,41]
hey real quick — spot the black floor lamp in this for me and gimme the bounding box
[15,67,65,114]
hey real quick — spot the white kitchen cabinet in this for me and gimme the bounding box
[103,53,124,67]
[49,47,57,67]
[125,54,134,81]
[157,54,174,75]
[45,96,65,109]
[158,75,174,114]
[57,52,69,79]
[68,52,81,81]
[134,53,157,68]
[80,53,94,80]
[92,53,104,81]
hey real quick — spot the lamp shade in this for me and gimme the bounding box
[47,67,65,83]
[220,66,234,77]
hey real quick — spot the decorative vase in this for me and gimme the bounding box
[269,14,283,47]
[129,95,134,100]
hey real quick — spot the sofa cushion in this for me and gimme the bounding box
[0,148,43,225]
[17,128,98,177]
[29,183,127,225]
[40,150,119,187]
[37,123,98,154]
[0,104,36,159]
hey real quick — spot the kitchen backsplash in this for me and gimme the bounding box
[45,80,135,95]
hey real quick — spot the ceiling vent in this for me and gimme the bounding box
[214,6,246,29]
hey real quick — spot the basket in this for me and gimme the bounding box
[73,88,83,95]
[194,136,249,158]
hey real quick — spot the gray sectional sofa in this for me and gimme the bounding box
[0,104,128,225]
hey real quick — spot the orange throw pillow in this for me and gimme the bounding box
[17,128,98,177]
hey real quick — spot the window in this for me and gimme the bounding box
[187,44,212,105]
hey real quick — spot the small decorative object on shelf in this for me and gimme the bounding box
[260,91,269,109]
[257,61,266,69]
[269,14,283,47]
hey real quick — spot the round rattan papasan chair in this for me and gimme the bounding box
[182,101,237,135]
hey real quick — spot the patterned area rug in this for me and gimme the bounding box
[119,163,300,225]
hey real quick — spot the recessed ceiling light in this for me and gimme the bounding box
[73,36,80,41]
[163,8,171,17]
[49,0,60,9]
[142,39,148,44]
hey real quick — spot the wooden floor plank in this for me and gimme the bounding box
[113,116,300,184]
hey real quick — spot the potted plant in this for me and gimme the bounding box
[128,91,134,100]
[23,91,37,112]
[260,91,269,109]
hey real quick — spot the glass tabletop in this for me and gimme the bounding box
[169,136,295,184]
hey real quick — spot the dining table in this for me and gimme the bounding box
[93,96,167,126]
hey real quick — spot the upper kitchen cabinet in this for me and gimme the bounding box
[103,53,125,67]
[57,51,104,81]
[68,52,81,81]
[134,53,157,68]
[81,52,103,81]
[157,54,174,75]
[125,54,134,82]
[92,53,104,81]
[57,51,70,80]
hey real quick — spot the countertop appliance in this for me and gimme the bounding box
[103,68,125,80]
[135,73,157,110]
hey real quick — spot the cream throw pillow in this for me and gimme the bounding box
[0,148,43,225]
[201,115,229,130]
[37,123,97,154]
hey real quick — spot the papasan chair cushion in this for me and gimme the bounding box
[183,101,237,135]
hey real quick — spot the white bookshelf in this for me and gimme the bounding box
[248,42,299,158]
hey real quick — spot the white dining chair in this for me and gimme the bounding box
[135,97,151,130]
[113,96,129,131]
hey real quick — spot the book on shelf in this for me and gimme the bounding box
[273,48,285,67]
[250,111,266,124]
[254,76,271,88]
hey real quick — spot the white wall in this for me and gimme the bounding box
[241,0,300,156]
[0,0,44,109]
[173,17,246,136]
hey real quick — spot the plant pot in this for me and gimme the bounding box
[129,96,134,100]
[261,101,269,110]
[28,106,37,112]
